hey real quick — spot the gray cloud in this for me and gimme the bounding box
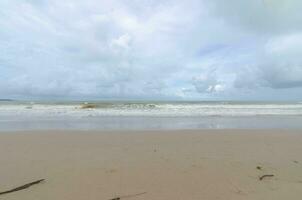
[205,0,302,34]
[234,33,302,91]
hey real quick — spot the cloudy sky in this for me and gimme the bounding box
[1,0,302,100]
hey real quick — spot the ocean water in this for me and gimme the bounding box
[0,101,302,131]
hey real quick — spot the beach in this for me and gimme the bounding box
[2,0,301,199]
[1,129,302,200]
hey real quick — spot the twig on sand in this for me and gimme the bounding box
[259,174,274,181]
[0,179,45,195]
[109,192,147,200]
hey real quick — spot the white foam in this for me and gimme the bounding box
[0,102,302,119]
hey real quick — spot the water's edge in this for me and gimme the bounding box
[1,101,302,131]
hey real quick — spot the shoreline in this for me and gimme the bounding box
[1,128,302,133]
[1,129,302,199]
[1,115,302,131]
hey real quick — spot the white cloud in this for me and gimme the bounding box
[0,0,302,100]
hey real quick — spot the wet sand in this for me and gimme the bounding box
[0,129,302,200]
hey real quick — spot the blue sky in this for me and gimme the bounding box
[0,0,302,100]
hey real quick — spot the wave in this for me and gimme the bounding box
[1,102,302,118]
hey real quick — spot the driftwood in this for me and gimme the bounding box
[259,174,274,181]
[0,179,45,195]
[109,192,147,200]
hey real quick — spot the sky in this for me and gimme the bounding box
[0,0,302,101]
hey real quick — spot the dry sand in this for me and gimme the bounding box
[0,129,302,200]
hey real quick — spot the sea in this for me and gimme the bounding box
[0,100,302,131]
